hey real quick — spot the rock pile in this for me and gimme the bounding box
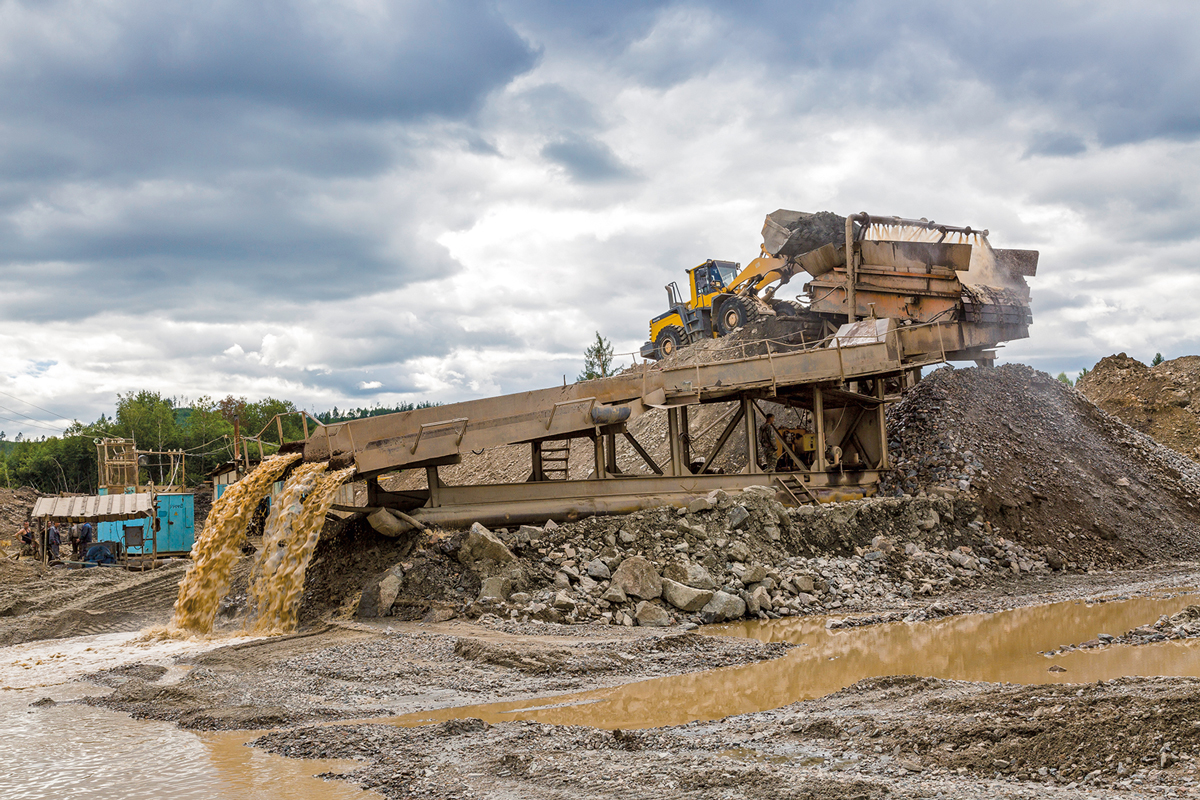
[358,489,1061,627]
[1042,602,1200,656]
[1077,353,1200,462]
[882,364,1200,564]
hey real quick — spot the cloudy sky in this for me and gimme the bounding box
[1,0,1198,438]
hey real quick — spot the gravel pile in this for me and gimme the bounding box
[881,364,1200,564]
[1077,352,1200,462]
[358,489,1063,628]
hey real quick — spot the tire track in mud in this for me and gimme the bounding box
[0,563,189,646]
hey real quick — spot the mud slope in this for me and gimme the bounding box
[884,364,1200,562]
[1077,353,1200,462]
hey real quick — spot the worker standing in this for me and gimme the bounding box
[78,522,94,558]
[46,521,61,560]
[758,413,779,472]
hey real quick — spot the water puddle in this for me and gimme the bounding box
[382,591,1200,731]
[0,631,374,799]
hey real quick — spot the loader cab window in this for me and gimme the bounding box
[694,261,739,296]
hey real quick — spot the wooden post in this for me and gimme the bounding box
[605,432,619,475]
[276,415,285,446]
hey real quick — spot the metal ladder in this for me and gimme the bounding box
[774,473,818,505]
[540,441,571,480]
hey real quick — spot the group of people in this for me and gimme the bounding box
[17,520,93,561]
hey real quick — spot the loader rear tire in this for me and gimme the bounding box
[716,297,755,335]
[769,299,804,317]
[655,326,685,360]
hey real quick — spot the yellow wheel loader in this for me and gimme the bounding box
[640,210,1037,363]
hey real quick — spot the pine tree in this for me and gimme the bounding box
[578,332,621,381]
[1056,371,1073,386]
[1152,352,1164,366]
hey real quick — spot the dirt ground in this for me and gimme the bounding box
[6,358,1200,798]
[31,564,1190,798]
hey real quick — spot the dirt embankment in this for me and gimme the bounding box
[1077,353,1200,462]
[882,364,1200,564]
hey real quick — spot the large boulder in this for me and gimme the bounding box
[610,555,662,600]
[662,561,716,590]
[700,591,746,623]
[661,578,713,612]
[458,522,517,566]
[477,576,511,602]
[358,565,404,617]
[634,601,671,627]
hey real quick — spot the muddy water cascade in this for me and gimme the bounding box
[170,454,301,634]
[384,591,1200,731]
[250,465,355,634]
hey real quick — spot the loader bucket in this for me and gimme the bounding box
[762,210,852,258]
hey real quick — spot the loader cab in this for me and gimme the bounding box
[690,260,740,307]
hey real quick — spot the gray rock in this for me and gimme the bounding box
[743,564,767,584]
[700,590,746,623]
[917,510,940,531]
[458,522,517,565]
[601,584,628,604]
[357,565,405,617]
[509,592,531,605]
[727,540,751,563]
[618,529,636,545]
[634,601,671,627]
[477,576,510,602]
[553,571,572,589]
[687,497,714,514]
[660,578,714,612]
[610,555,662,599]
[793,575,815,593]
[728,505,750,530]
[662,561,717,590]
[578,575,599,594]
[797,592,818,605]
[751,585,773,611]
[586,559,611,580]
[552,591,576,611]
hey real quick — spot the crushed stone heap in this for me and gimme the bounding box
[1077,353,1200,463]
[882,363,1200,563]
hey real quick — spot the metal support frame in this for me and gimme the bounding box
[622,431,663,475]
[814,385,827,472]
[700,404,745,471]
[741,396,759,473]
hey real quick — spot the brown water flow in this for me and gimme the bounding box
[250,466,355,634]
[383,592,1200,731]
[170,454,301,634]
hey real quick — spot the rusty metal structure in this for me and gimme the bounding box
[294,210,1037,533]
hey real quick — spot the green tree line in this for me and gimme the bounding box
[0,393,433,493]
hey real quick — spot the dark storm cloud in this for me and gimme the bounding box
[0,0,539,320]
[1,1,538,123]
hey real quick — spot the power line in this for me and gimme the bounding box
[0,388,73,421]
[0,412,65,433]
[0,401,68,429]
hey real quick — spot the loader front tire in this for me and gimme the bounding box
[655,326,685,360]
[716,297,753,335]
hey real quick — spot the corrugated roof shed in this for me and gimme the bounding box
[31,494,154,522]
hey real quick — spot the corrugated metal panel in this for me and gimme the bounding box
[32,494,154,522]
